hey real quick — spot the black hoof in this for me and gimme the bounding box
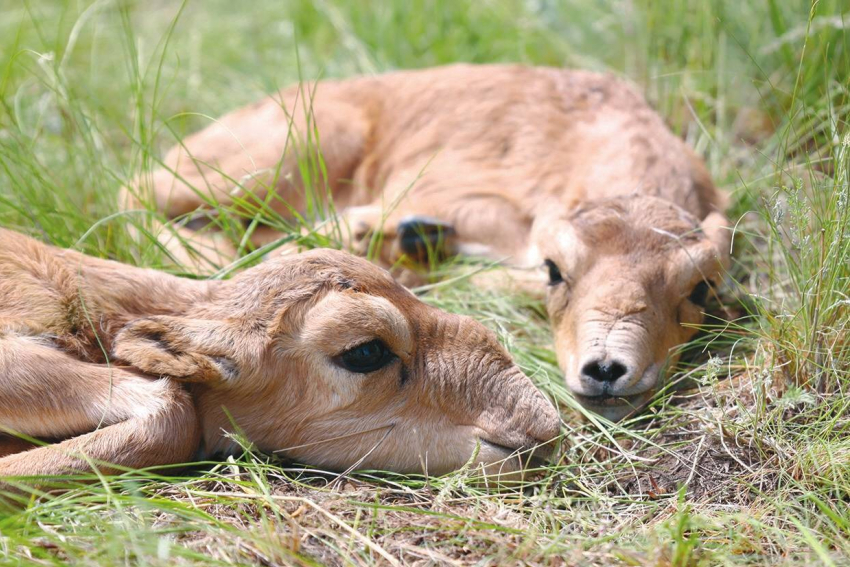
[397,216,456,263]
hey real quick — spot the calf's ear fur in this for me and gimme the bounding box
[114,316,238,382]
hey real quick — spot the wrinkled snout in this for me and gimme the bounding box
[428,314,562,471]
[573,353,659,421]
[580,358,629,383]
[577,354,651,394]
[474,367,562,463]
[556,282,669,421]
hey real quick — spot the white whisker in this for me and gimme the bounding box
[272,423,395,453]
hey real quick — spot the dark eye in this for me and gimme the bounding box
[544,259,564,285]
[337,339,396,374]
[688,281,711,307]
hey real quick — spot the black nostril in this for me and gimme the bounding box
[581,359,628,382]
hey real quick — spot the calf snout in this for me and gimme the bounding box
[423,312,561,469]
[581,358,630,383]
[524,399,562,461]
[477,374,561,460]
[527,394,562,452]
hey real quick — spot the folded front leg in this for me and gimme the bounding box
[0,393,198,478]
[0,334,200,478]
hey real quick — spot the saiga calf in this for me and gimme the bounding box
[124,63,732,421]
[0,229,560,479]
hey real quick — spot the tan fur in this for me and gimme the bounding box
[123,63,731,420]
[0,229,560,481]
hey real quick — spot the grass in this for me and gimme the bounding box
[0,0,848,564]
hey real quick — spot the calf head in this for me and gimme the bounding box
[114,249,560,476]
[531,196,730,421]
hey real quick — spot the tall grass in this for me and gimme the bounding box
[0,0,848,564]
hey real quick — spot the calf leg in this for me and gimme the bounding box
[342,193,531,268]
[0,396,197,477]
[0,334,200,478]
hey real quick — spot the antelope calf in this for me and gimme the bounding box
[125,63,731,421]
[0,229,560,479]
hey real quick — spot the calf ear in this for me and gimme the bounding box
[113,316,238,383]
[700,211,732,269]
